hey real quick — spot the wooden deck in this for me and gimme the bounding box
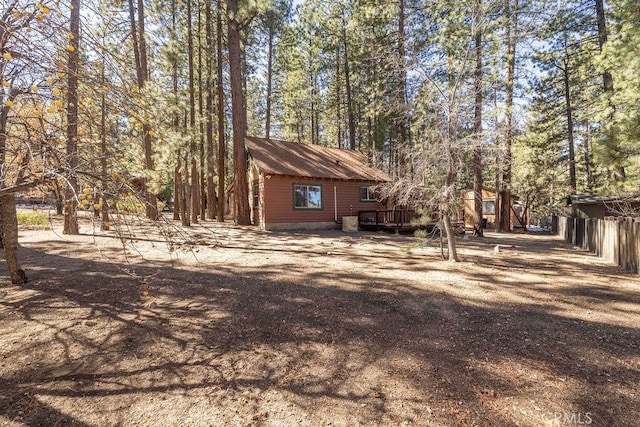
[358,210,465,234]
[358,210,420,232]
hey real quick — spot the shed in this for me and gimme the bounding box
[566,194,640,219]
[244,136,390,230]
[462,188,523,231]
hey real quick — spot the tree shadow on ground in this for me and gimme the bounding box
[0,229,639,426]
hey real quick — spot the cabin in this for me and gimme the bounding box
[462,188,523,231]
[243,136,390,230]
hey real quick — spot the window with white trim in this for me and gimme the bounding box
[360,185,377,202]
[293,184,322,209]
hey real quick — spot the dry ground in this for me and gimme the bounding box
[1,215,639,426]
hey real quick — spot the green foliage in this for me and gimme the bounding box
[512,129,566,219]
[107,195,166,214]
[17,210,50,227]
[111,195,146,214]
[598,0,640,189]
[5,0,640,235]
[519,0,640,199]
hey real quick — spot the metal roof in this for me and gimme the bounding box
[245,136,391,182]
[568,194,640,205]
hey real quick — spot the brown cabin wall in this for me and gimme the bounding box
[261,175,385,228]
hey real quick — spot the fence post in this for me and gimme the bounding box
[559,216,568,240]
[604,217,610,262]
[635,219,640,275]
[615,217,622,267]
[558,216,640,272]
[625,217,637,274]
[595,219,602,257]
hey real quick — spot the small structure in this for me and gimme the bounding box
[566,194,640,219]
[244,136,390,230]
[462,188,523,231]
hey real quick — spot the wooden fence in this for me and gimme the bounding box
[554,216,640,274]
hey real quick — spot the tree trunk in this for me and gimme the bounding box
[0,92,27,282]
[499,0,517,232]
[397,0,408,148]
[595,0,613,92]
[200,148,206,220]
[174,153,181,221]
[182,152,191,226]
[171,0,178,127]
[473,0,484,237]
[171,0,181,221]
[0,201,3,249]
[139,0,157,221]
[216,3,226,222]
[444,100,459,262]
[142,123,158,220]
[191,159,199,224]
[494,173,500,232]
[0,194,27,284]
[187,0,197,224]
[100,63,110,230]
[444,147,460,262]
[205,0,216,220]
[197,1,206,221]
[583,119,591,191]
[64,0,80,235]
[335,46,342,148]
[227,0,250,225]
[265,27,274,140]
[500,189,510,232]
[128,0,158,220]
[342,19,355,150]
[442,213,459,263]
[310,85,316,145]
[55,182,64,215]
[563,59,577,195]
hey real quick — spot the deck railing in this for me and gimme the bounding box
[358,209,418,229]
[358,209,466,233]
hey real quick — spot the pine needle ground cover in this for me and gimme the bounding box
[1,219,638,426]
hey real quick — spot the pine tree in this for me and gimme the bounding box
[216,1,226,222]
[227,0,251,225]
[64,0,81,235]
[526,0,605,197]
[128,0,159,220]
[472,0,485,237]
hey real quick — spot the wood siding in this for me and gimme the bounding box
[571,204,606,220]
[462,189,521,230]
[556,216,640,274]
[261,175,385,227]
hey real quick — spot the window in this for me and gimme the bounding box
[293,184,322,209]
[360,185,377,202]
[483,201,496,214]
[252,183,259,210]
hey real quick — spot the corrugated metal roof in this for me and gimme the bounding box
[245,136,391,182]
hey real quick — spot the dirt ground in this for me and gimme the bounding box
[1,214,639,426]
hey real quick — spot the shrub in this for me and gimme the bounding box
[17,210,49,226]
